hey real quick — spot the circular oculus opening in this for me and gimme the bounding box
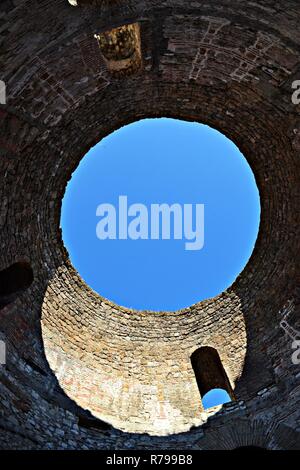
[61,118,260,311]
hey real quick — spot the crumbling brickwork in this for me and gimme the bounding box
[0,0,299,449]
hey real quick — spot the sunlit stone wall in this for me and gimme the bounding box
[0,0,299,450]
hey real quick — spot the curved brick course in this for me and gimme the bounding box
[0,0,299,449]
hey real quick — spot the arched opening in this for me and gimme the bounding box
[201,388,231,409]
[0,261,33,309]
[191,346,235,408]
[61,118,260,312]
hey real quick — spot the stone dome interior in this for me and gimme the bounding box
[0,0,299,450]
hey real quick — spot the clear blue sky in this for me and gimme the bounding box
[61,118,260,312]
[202,389,231,409]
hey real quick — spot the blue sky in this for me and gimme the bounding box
[61,118,260,312]
[202,389,231,409]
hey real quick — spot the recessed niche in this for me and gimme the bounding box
[95,23,142,77]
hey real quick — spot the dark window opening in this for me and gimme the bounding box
[0,261,33,309]
[191,346,235,408]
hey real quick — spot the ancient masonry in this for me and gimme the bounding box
[0,0,299,450]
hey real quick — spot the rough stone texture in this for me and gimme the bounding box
[96,23,143,77]
[0,0,299,449]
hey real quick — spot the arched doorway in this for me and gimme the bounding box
[191,346,235,408]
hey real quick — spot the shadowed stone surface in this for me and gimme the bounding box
[0,0,299,449]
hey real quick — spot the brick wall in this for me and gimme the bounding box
[0,0,299,449]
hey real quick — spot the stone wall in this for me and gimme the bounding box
[0,0,299,449]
